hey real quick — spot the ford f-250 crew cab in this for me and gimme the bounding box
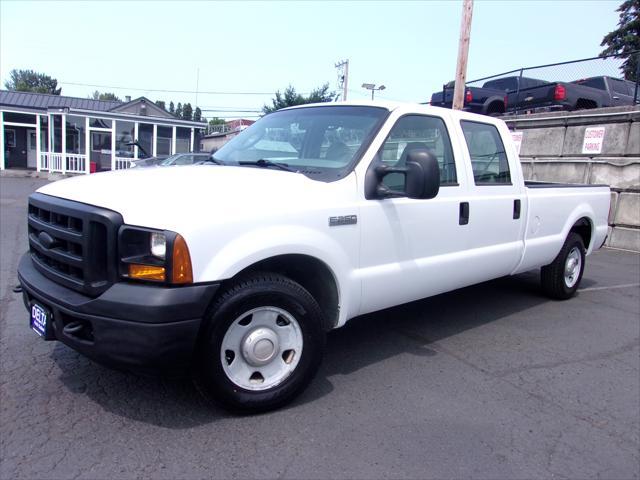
[18,102,610,412]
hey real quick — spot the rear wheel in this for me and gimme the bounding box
[195,272,325,413]
[541,232,586,300]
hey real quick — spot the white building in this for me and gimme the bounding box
[0,90,206,173]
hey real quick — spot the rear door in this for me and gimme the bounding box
[609,78,634,106]
[456,119,526,280]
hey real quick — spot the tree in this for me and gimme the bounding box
[155,100,166,111]
[194,107,203,122]
[91,90,121,101]
[600,0,640,81]
[4,69,61,94]
[208,117,226,129]
[169,101,175,114]
[175,102,183,119]
[262,83,336,113]
[182,102,193,121]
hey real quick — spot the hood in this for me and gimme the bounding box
[37,165,338,230]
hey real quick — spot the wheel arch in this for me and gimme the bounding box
[569,216,593,252]
[222,254,341,331]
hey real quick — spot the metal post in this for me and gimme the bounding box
[172,126,177,155]
[514,68,524,116]
[61,114,66,174]
[111,120,116,171]
[36,115,41,172]
[634,52,639,104]
[452,0,474,110]
[152,124,157,157]
[134,122,139,160]
[0,112,4,171]
[190,128,194,152]
[343,60,349,101]
[85,117,90,174]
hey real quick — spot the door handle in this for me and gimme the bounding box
[459,202,469,225]
[513,199,521,219]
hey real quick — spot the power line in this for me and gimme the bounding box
[59,81,312,96]
[201,109,262,113]
[59,81,278,95]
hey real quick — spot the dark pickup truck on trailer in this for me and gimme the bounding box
[431,75,638,115]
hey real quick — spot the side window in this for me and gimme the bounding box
[460,121,511,185]
[378,115,457,191]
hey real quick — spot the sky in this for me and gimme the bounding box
[0,0,622,120]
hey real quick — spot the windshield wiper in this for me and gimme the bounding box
[238,159,294,172]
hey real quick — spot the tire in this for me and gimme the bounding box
[195,272,325,413]
[540,232,586,300]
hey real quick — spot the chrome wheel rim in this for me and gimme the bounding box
[564,247,582,288]
[220,306,303,391]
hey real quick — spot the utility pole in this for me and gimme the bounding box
[335,59,349,101]
[452,0,473,110]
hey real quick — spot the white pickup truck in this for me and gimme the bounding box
[18,102,610,412]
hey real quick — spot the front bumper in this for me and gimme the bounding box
[18,253,220,376]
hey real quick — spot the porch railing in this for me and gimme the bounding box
[38,153,136,173]
[115,157,132,170]
[40,153,87,173]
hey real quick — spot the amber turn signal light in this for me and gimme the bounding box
[128,264,166,281]
[172,234,193,284]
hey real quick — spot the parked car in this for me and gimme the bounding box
[159,153,211,166]
[432,75,638,115]
[509,75,639,112]
[18,102,610,412]
[571,76,638,107]
[130,153,211,168]
[128,156,167,168]
[430,76,548,116]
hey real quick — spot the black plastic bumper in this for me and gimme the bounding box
[18,253,220,376]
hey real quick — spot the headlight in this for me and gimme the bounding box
[150,232,166,259]
[119,227,192,284]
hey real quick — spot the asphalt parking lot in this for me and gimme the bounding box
[1,175,639,480]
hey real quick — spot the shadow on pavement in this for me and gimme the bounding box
[51,269,553,427]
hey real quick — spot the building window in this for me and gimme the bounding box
[4,129,16,147]
[65,115,86,154]
[90,118,112,129]
[3,112,37,124]
[138,123,153,158]
[40,116,48,151]
[52,115,62,153]
[176,127,190,153]
[115,121,135,158]
[157,126,172,155]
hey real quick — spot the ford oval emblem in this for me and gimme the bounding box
[38,231,56,249]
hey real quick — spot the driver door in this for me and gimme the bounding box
[358,114,471,315]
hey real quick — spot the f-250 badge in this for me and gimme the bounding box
[329,215,357,227]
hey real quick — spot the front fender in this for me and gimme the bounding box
[198,225,360,326]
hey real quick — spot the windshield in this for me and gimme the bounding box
[213,105,389,181]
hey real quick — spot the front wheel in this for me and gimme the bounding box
[541,232,586,300]
[195,272,325,413]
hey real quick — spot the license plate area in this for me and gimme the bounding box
[30,303,53,339]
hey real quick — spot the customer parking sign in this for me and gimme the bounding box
[582,127,606,154]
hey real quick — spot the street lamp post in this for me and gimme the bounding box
[362,83,386,100]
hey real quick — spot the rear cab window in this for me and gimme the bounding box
[460,120,511,185]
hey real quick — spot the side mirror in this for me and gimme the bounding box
[404,150,440,199]
[364,149,440,200]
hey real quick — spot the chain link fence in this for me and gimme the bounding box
[441,52,639,115]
